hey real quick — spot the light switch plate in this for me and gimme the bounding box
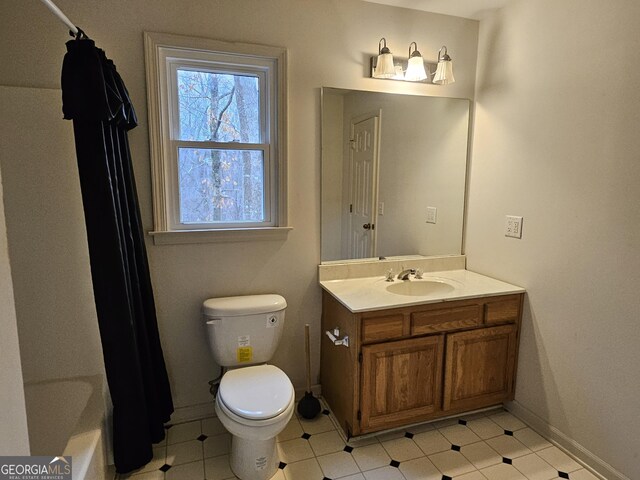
[505,215,523,238]
[378,202,384,215]
[426,207,437,224]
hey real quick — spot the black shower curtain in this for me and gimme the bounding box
[61,36,173,474]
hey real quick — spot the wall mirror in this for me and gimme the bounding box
[321,87,470,263]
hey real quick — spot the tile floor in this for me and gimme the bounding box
[117,407,601,480]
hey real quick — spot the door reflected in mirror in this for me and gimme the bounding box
[321,87,470,263]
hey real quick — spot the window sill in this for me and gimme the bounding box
[149,227,293,245]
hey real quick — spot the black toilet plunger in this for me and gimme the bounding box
[297,323,321,419]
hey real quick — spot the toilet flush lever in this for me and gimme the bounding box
[325,327,349,347]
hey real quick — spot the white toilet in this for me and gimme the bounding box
[203,294,294,480]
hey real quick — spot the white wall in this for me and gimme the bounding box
[468,1,640,478]
[0,0,479,413]
[0,166,30,456]
[0,86,106,454]
[0,87,104,385]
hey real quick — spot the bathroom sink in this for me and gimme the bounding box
[386,279,455,297]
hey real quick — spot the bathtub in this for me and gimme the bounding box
[23,375,112,480]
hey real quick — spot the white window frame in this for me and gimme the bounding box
[144,32,289,244]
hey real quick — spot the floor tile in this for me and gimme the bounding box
[351,443,391,471]
[201,417,226,437]
[481,463,527,480]
[203,454,234,480]
[277,438,315,463]
[277,417,304,442]
[316,451,360,478]
[282,458,324,480]
[165,460,204,480]
[269,469,286,480]
[413,430,452,455]
[347,436,380,448]
[467,418,505,440]
[568,469,600,480]
[337,474,366,480]
[203,433,231,458]
[511,453,557,480]
[298,414,335,435]
[488,412,527,432]
[428,450,476,476]
[134,410,599,480]
[406,422,435,434]
[381,436,424,462]
[485,435,532,459]
[456,472,489,480]
[374,430,405,442]
[439,424,482,446]
[462,411,492,422]
[307,429,345,457]
[125,471,164,479]
[362,465,404,480]
[166,439,204,466]
[399,456,442,480]
[513,428,553,452]
[461,441,502,469]
[167,421,202,445]
[536,446,582,473]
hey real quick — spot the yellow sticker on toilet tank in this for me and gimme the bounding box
[237,346,253,363]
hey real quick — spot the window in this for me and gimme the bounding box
[144,32,288,243]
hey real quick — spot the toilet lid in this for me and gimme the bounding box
[218,365,294,420]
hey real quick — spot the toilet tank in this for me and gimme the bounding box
[203,294,287,367]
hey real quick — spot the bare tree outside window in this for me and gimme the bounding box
[176,70,264,224]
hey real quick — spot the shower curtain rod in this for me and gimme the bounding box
[40,0,79,36]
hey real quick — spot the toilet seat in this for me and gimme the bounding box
[218,364,294,423]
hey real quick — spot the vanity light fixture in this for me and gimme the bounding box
[374,38,396,78]
[433,46,455,85]
[405,42,428,81]
[370,40,455,85]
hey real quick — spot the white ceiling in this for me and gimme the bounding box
[363,0,511,20]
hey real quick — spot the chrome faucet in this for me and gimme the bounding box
[397,268,416,281]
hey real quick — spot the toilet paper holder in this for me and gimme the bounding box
[325,327,349,347]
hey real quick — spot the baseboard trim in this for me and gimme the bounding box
[506,400,630,480]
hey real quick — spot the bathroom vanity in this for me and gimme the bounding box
[319,88,524,438]
[319,264,525,438]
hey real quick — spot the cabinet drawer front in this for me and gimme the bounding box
[411,305,481,334]
[484,296,521,324]
[362,315,404,343]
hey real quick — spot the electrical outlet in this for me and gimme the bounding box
[505,215,523,238]
[426,207,437,224]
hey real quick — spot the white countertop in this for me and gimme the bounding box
[319,269,525,313]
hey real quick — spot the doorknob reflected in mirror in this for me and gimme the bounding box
[363,223,372,230]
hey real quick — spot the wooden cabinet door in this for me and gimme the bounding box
[360,336,444,432]
[443,324,518,412]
